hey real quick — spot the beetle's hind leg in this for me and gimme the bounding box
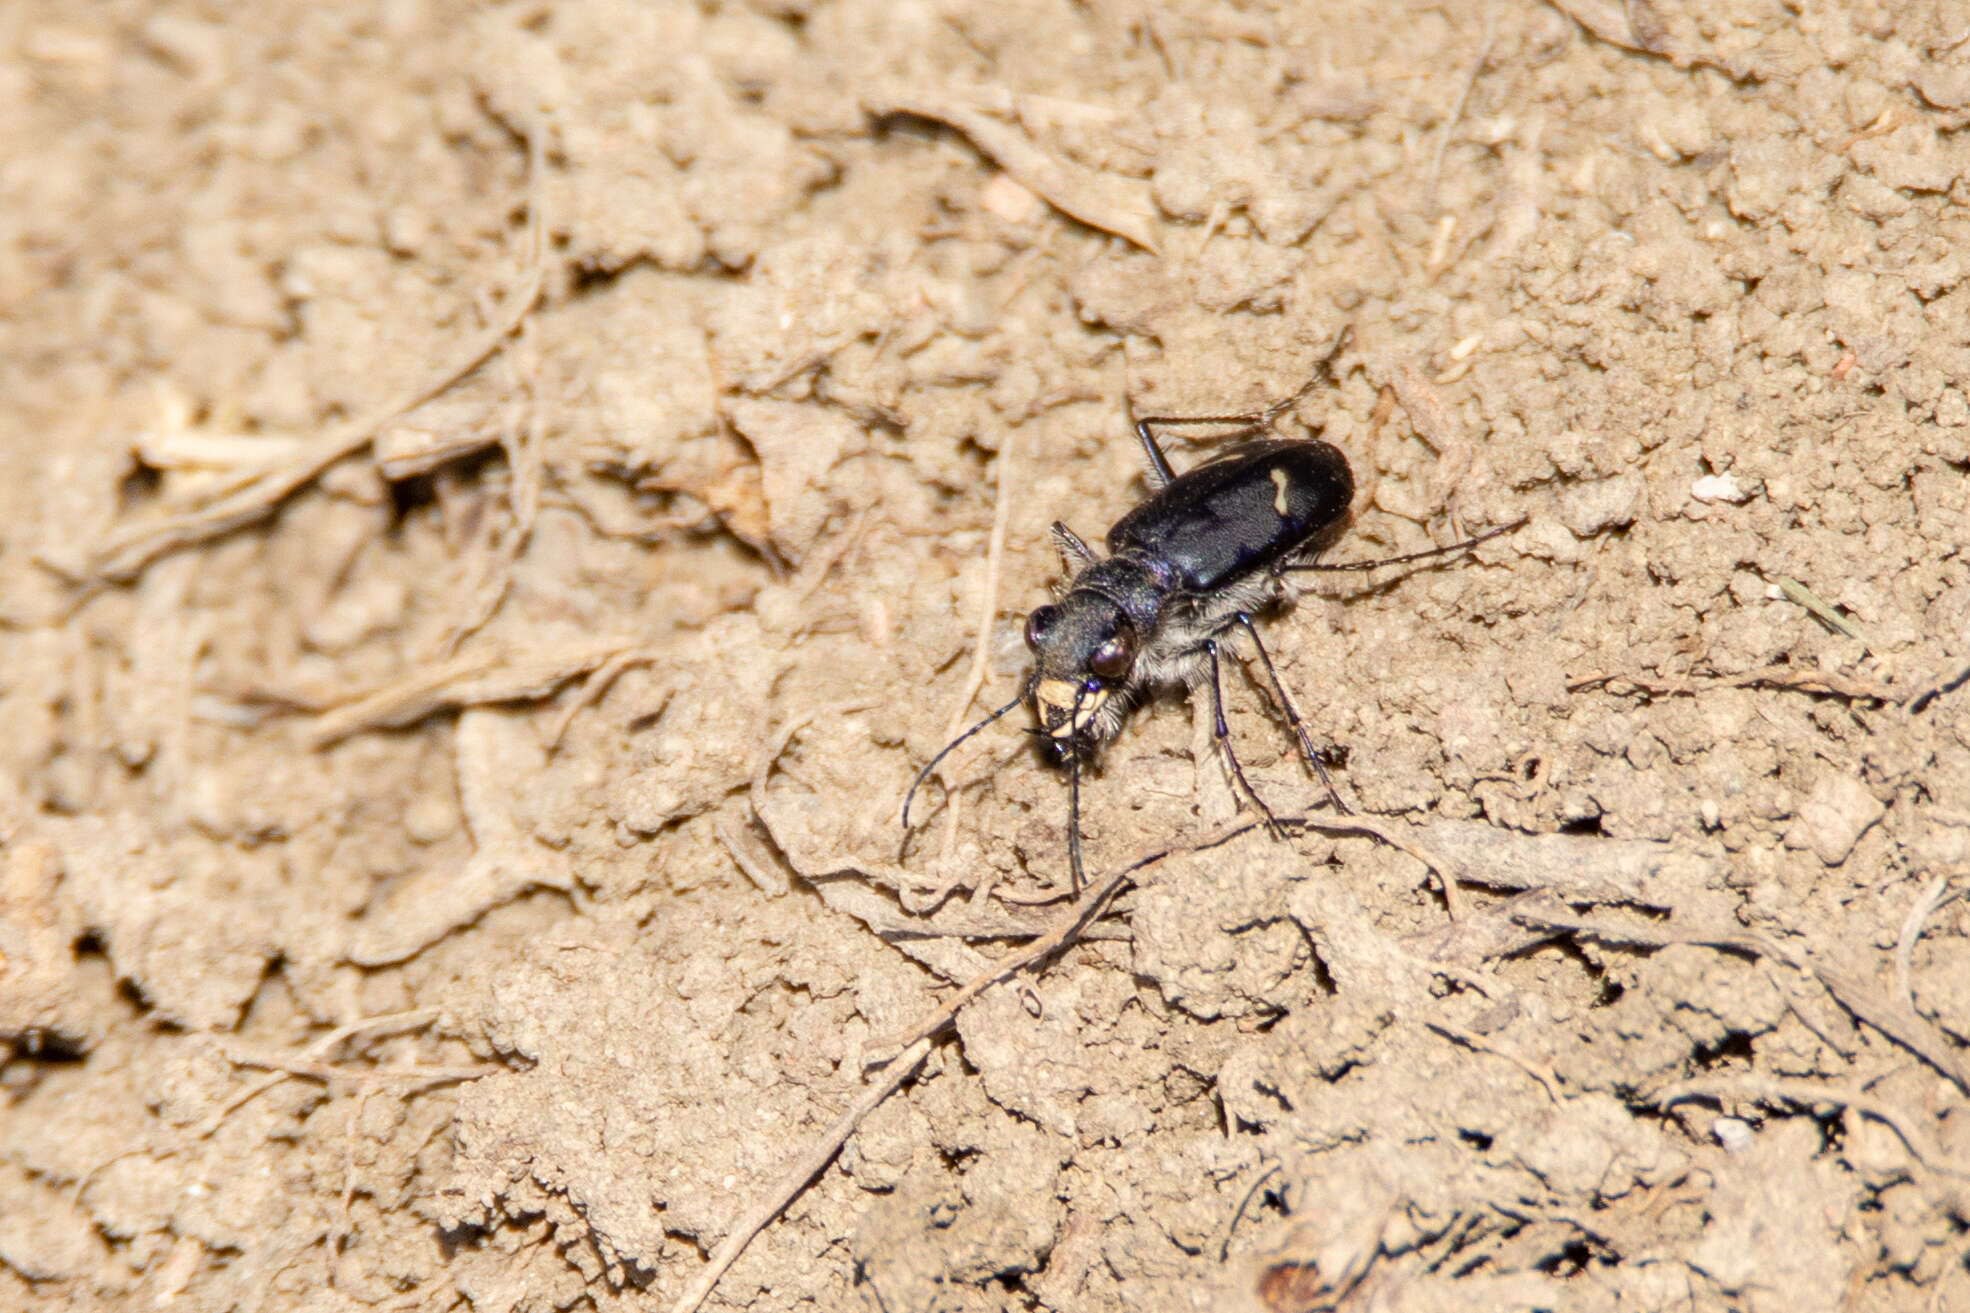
[1286,517,1525,575]
[1130,324,1354,486]
[1233,614,1350,815]
[1132,413,1266,488]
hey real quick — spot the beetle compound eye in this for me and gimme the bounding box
[1089,631,1135,680]
[1024,606,1059,651]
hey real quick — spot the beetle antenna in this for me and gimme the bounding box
[901,691,1027,830]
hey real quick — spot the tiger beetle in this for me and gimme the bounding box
[903,329,1523,893]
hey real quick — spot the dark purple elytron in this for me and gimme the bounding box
[904,346,1519,891]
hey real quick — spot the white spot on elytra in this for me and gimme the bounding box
[1270,467,1290,515]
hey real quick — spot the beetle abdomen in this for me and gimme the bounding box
[1107,439,1353,594]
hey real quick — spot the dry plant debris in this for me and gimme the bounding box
[2,1,1969,1311]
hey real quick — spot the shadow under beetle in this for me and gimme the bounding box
[904,331,1522,892]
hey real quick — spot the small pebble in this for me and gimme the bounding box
[1786,773,1885,866]
[1691,473,1752,504]
[1713,1116,1754,1153]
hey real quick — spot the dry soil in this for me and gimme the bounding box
[3,1,1970,1311]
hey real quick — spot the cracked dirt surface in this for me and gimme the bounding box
[4,1,1970,1310]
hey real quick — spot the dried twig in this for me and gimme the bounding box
[1812,964,1970,1099]
[1219,1162,1283,1262]
[941,426,1020,745]
[1426,1020,1567,1104]
[1650,1076,1970,1178]
[306,640,633,746]
[1568,663,1901,703]
[862,818,1267,1065]
[543,647,664,750]
[70,1009,451,1211]
[1894,874,1958,1017]
[1769,574,1876,650]
[717,818,792,898]
[328,1087,375,1292]
[93,129,552,582]
[666,1038,933,1313]
[202,1009,450,1133]
[865,89,1159,252]
[1383,365,1471,523]
[917,426,1024,900]
[221,1051,499,1085]
[1426,15,1497,215]
[1514,907,1970,1097]
[1304,813,1466,919]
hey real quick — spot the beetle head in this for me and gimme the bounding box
[1023,593,1138,751]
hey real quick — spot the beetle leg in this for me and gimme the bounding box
[1287,516,1526,574]
[1131,413,1262,487]
[1065,691,1088,895]
[1130,416,1180,486]
[1233,615,1350,814]
[1051,520,1098,567]
[1205,638,1283,837]
[1129,326,1353,485]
